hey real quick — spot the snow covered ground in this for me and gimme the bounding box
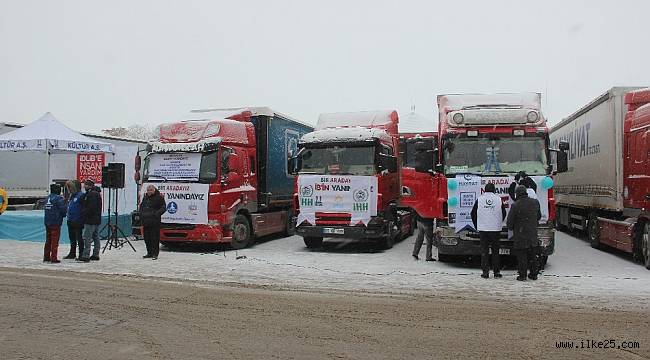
[1,231,648,311]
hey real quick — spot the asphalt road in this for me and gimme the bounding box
[0,267,648,360]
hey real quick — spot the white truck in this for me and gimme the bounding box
[550,86,650,267]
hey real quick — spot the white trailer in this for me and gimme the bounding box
[550,87,642,217]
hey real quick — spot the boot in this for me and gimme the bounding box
[494,272,503,279]
[481,271,489,279]
[516,275,526,281]
[63,251,76,259]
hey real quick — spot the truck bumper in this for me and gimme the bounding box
[435,226,555,256]
[159,224,229,244]
[295,224,386,239]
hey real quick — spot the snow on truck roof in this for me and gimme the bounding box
[155,118,251,149]
[300,127,392,144]
[301,110,398,144]
[187,107,314,129]
[316,110,398,130]
[437,93,541,112]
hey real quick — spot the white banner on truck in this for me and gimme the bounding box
[448,175,550,233]
[143,182,209,224]
[148,153,202,181]
[296,175,378,226]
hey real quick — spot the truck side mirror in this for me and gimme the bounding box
[556,151,568,173]
[288,156,302,175]
[378,154,397,173]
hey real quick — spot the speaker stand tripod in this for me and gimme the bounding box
[101,187,136,253]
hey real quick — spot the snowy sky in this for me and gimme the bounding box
[1,0,649,132]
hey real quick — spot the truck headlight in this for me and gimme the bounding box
[440,237,458,246]
[527,111,539,123]
[452,113,464,124]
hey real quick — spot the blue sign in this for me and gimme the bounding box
[167,201,178,214]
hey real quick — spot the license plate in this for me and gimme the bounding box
[323,227,344,235]
[499,248,510,255]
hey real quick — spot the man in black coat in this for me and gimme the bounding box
[139,185,166,260]
[78,180,102,262]
[506,185,542,281]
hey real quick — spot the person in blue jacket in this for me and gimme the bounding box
[44,183,67,263]
[63,180,84,259]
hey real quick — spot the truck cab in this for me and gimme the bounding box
[415,93,563,265]
[294,110,412,249]
[140,108,312,249]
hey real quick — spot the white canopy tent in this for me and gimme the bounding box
[0,112,113,152]
[0,112,114,191]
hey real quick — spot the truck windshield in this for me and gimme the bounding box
[299,146,375,175]
[443,136,547,175]
[143,152,218,183]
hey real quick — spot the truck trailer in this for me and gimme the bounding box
[140,107,313,249]
[293,110,413,249]
[550,87,650,269]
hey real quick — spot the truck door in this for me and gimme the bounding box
[220,147,245,213]
[640,129,650,211]
[627,129,649,211]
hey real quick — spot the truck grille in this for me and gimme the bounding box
[161,223,195,230]
[315,212,351,226]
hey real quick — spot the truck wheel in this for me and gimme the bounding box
[641,223,650,270]
[283,211,295,237]
[304,236,323,249]
[438,254,453,262]
[231,215,252,249]
[588,213,601,249]
[379,222,396,249]
[539,255,548,270]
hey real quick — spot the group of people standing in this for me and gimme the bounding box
[43,182,167,263]
[412,171,542,282]
[43,179,103,263]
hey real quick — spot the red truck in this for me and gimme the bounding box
[413,93,566,265]
[293,110,413,249]
[139,107,313,249]
[398,127,443,224]
[550,87,650,269]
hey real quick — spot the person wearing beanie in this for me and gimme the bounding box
[43,183,67,263]
[507,185,542,281]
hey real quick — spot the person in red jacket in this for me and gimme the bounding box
[44,184,67,263]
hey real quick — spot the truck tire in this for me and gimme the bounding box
[642,223,650,270]
[283,211,295,237]
[438,254,453,262]
[539,255,548,270]
[231,215,252,250]
[304,236,323,249]
[588,213,601,249]
[378,221,396,250]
